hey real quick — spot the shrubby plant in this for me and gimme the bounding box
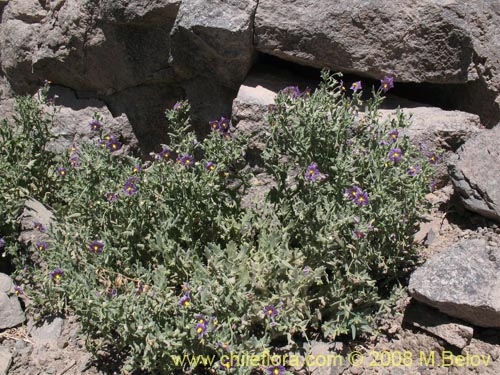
[0,82,57,264]
[5,72,436,374]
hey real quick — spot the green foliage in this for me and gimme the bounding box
[0,85,56,263]
[5,72,435,374]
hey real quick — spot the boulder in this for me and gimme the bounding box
[18,198,54,245]
[409,239,500,328]
[0,292,25,329]
[255,0,475,83]
[404,301,474,349]
[170,0,257,89]
[448,124,500,222]
[0,273,12,293]
[0,0,180,93]
[44,86,138,154]
[380,98,482,152]
[254,0,500,126]
[0,347,13,375]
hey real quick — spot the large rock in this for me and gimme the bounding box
[18,198,54,245]
[0,347,13,375]
[381,98,482,152]
[404,301,474,349]
[0,292,25,329]
[45,86,138,154]
[254,0,500,126]
[0,0,180,93]
[409,239,500,328]
[448,124,500,222]
[255,0,474,83]
[170,0,257,90]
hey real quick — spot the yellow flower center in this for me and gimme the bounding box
[197,327,203,334]
[274,369,279,375]
[267,309,274,315]
[55,274,61,280]
[184,301,190,307]
[358,197,364,202]
[393,153,399,158]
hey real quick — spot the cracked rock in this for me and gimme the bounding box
[409,239,500,328]
[448,124,500,222]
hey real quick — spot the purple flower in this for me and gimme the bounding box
[303,266,312,274]
[126,176,140,185]
[222,131,233,140]
[205,162,216,171]
[211,316,219,331]
[219,117,230,132]
[408,165,421,176]
[345,186,362,201]
[264,305,278,318]
[0,237,5,249]
[98,139,107,148]
[69,143,78,154]
[430,181,440,192]
[179,294,191,308]
[209,120,220,132]
[105,192,118,202]
[89,240,104,254]
[69,157,80,168]
[350,81,362,92]
[50,268,64,281]
[36,241,47,251]
[57,167,67,177]
[178,154,194,167]
[107,289,117,297]
[305,163,321,182]
[267,365,286,375]
[157,148,173,162]
[89,119,102,131]
[195,322,207,337]
[339,80,346,92]
[427,152,440,165]
[388,130,398,143]
[132,164,142,174]
[354,190,369,207]
[219,357,235,370]
[14,286,23,295]
[106,139,122,152]
[33,222,46,232]
[353,230,366,239]
[173,101,183,111]
[195,314,208,325]
[302,86,312,96]
[380,76,394,92]
[123,182,138,196]
[388,148,403,162]
[281,85,301,99]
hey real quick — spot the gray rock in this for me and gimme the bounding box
[0,273,12,293]
[0,347,13,375]
[45,86,138,154]
[170,0,257,89]
[0,292,26,329]
[18,198,54,244]
[380,100,483,152]
[404,301,474,349]
[448,124,500,222]
[409,239,500,328]
[380,100,482,183]
[255,0,474,84]
[29,317,64,347]
[0,0,179,93]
